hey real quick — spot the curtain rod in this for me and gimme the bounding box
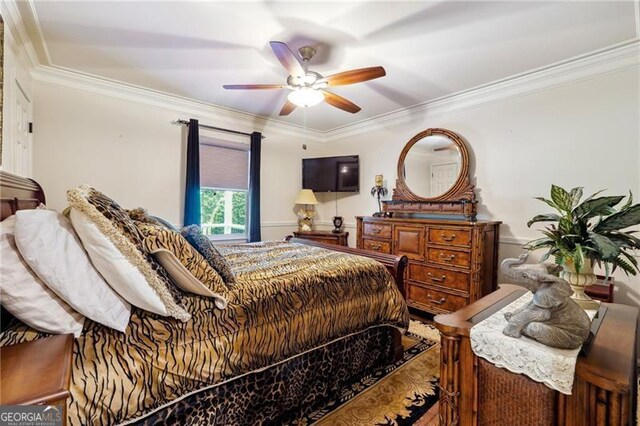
[173,119,265,139]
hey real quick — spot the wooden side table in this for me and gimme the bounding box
[292,230,349,247]
[0,334,74,424]
[434,285,637,426]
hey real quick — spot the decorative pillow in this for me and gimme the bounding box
[128,208,176,230]
[69,209,173,317]
[138,223,228,309]
[0,216,85,336]
[67,185,190,321]
[181,225,236,286]
[14,209,131,332]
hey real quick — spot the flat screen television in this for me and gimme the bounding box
[302,155,359,192]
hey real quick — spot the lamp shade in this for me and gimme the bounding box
[294,189,318,205]
[288,88,325,107]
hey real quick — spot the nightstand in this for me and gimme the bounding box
[292,230,349,247]
[0,334,74,424]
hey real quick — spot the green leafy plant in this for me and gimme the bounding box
[524,185,640,277]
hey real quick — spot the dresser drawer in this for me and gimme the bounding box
[408,263,470,292]
[427,247,471,269]
[394,225,425,261]
[362,238,391,254]
[428,227,472,248]
[363,222,392,239]
[407,283,469,313]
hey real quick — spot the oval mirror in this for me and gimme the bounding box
[396,128,470,201]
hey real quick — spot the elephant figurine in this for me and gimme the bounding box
[500,254,591,349]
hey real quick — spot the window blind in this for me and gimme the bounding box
[199,137,249,190]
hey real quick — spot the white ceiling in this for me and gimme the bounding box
[29,1,637,132]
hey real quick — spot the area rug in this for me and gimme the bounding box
[287,321,440,425]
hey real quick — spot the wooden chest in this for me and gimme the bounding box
[435,285,638,426]
[356,216,501,314]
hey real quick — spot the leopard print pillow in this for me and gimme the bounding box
[67,185,190,321]
[127,208,176,230]
[181,225,236,286]
[138,223,228,303]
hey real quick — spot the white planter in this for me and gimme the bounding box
[560,260,599,310]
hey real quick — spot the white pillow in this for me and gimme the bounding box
[14,209,131,332]
[68,208,170,316]
[0,216,85,337]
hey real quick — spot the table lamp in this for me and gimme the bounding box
[294,189,319,231]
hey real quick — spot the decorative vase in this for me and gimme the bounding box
[332,216,343,233]
[560,259,599,310]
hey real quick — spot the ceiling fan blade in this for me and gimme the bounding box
[279,100,297,116]
[223,84,285,90]
[270,41,305,78]
[322,91,361,114]
[324,66,386,86]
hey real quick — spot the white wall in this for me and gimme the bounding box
[30,58,640,312]
[31,80,322,241]
[313,67,640,308]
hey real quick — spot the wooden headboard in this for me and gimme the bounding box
[1,171,46,326]
[0,170,46,220]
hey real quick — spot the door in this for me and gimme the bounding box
[12,82,32,177]
[430,162,458,196]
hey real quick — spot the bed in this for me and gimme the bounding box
[0,171,410,425]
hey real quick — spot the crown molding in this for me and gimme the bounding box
[19,0,51,65]
[323,39,640,140]
[31,37,639,144]
[0,0,39,71]
[31,65,325,142]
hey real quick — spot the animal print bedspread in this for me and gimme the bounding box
[0,241,409,425]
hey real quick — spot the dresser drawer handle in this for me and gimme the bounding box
[441,234,456,242]
[428,294,446,305]
[371,228,382,234]
[427,272,447,282]
[439,253,456,262]
[370,244,381,251]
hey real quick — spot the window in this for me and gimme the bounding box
[199,136,249,241]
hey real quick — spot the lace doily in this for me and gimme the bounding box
[470,292,596,395]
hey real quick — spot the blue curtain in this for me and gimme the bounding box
[248,131,262,242]
[184,119,201,226]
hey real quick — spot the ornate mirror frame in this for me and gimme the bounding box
[383,128,477,220]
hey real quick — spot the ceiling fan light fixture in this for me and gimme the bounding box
[287,87,325,107]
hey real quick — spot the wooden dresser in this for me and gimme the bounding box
[356,216,500,314]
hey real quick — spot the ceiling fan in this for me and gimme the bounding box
[223,41,386,116]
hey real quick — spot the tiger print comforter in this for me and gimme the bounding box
[0,241,409,425]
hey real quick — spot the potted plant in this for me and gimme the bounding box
[371,175,389,217]
[524,185,640,308]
